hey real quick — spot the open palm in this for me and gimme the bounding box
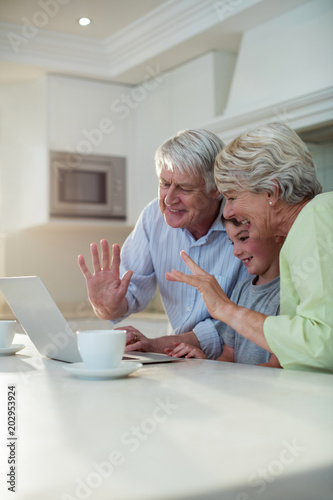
[78,239,133,320]
[165,250,229,321]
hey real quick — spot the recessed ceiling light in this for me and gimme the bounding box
[78,17,91,27]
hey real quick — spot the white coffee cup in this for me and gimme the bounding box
[77,330,127,369]
[0,320,17,348]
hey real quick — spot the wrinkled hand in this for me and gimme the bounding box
[78,240,132,320]
[165,342,207,359]
[123,326,153,352]
[165,251,230,321]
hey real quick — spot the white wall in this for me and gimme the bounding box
[133,51,235,215]
[48,75,130,156]
[226,0,333,114]
[0,79,48,232]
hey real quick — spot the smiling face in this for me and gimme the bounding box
[222,190,278,240]
[158,167,220,240]
[225,221,283,284]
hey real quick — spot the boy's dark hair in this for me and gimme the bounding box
[221,215,243,228]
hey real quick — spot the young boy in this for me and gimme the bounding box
[165,217,284,367]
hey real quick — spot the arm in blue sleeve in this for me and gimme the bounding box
[193,318,224,359]
[112,204,158,322]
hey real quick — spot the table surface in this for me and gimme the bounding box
[0,333,332,500]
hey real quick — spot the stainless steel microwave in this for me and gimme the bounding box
[50,151,126,220]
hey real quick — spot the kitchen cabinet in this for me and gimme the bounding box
[0,75,133,232]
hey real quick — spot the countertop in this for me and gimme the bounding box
[0,334,332,500]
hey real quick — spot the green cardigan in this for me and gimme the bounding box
[264,192,333,373]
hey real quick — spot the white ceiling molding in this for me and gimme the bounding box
[0,0,261,81]
[202,87,333,142]
[101,0,260,75]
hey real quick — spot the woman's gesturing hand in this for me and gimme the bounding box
[165,250,231,322]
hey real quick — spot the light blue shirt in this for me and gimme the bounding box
[113,198,249,358]
[220,276,280,365]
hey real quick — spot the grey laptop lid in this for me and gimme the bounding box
[0,276,82,362]
[0,276,180,364]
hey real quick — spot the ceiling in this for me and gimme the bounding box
[0,0,311,85]
[0,0,167,39]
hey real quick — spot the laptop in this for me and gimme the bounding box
[0,276,180,364]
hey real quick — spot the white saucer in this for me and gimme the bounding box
[0,344,26,356]
[63,361,142,380]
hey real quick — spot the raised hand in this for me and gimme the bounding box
[78,239,133,320]
[165,250,231,322]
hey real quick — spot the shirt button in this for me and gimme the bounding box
[186,306,191,312]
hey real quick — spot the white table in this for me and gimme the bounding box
[0,334,332,500]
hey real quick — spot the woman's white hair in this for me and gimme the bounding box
[214,122,322,204]
[155,129,224,193]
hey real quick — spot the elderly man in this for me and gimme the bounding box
[78,129,248,359]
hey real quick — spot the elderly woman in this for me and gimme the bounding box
[166,122,333,373]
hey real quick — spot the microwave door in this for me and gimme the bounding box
[50,152,126,219]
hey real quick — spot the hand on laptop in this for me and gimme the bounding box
[165,342,207,359]
[123,326,202,357]
[123,326,153,352]
[78,240,133,320]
